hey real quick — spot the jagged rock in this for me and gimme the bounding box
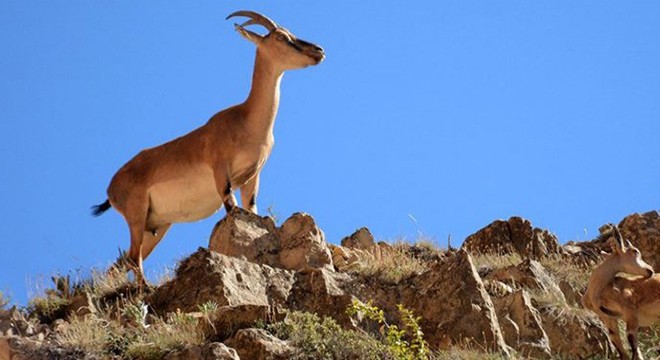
[540,309,611,359]
[208,207,280,266]
[341,227,376,250]
[205,304,273,341]
[148,248,295,315]
[558,280,582,306]
[486,259,566,304]
[209,209,334,272]
[225,328,293,360]
[278,212,333,271]
[287,268,355,327]
[493,290,551,358]
[330,245,364,272]
[164,342,239,360]
[462,217,562,259]
[483,280,515,298]
[358,250,512,356]
[618,211,660,269]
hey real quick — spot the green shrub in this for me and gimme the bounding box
[269,311,392,360]
[347,300,429,360]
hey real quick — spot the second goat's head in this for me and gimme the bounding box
[606,224,654,279]
[227,10,325,71]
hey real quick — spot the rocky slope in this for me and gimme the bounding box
[1,210,659,359]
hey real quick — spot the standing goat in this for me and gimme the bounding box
[582,225,659,360]
[92,11,324,284]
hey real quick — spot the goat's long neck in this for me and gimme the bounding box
[244,50,283,135]
[588,257,621,297]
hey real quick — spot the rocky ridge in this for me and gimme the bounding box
[1,209,659,359]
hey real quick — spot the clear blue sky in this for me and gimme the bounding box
[1,1,658,305]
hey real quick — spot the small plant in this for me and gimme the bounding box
[197,300,219,315]
[28,293,69,324]
[269,311,392,360]
[347,299,430,360]
[124,309,205,360]
[638,325,660,359]
[266,203,280,224]
[122,300,149,329]
[56,314,115,355]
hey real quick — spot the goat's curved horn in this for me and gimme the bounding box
[611,224,626,251]
[226,11,278,32]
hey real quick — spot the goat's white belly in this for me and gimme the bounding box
[147,166,221,226]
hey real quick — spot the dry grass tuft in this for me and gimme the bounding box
[356,241,433,284]
[470,253,523,273]
[539,254,592,291]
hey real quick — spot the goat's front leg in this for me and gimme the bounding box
[240,173,260,214]
[601,316,630,360]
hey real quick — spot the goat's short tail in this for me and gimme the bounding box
[91,199,112,217]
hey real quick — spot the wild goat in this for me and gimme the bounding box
[582,224,659,360]
[92,10,324,284]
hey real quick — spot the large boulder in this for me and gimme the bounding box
[208,208,280,266]
[287,268,355,327]
[463,217,563,259]
[340,227,376,250]
[147,248,295,315]
[209,208,334,272]
[278,213,333,271]
[540,310,611,359]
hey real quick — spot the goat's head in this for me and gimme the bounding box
[227,10,325,71]
[606,224,654,279]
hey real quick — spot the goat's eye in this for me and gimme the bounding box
[277,35,286,41]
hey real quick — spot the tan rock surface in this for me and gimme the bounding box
[463,216,562,259]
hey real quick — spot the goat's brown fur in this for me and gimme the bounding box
[582,224,657,360]
[93,11,324,284]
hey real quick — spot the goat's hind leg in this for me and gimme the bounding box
[123,220,149,287]
[106,220,148,288]
[140,224,172,261]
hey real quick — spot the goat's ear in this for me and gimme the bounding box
[234,24,263,44]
